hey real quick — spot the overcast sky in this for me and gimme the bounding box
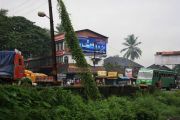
[1,0,180,67]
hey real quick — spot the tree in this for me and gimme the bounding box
[56,23,64,33]
[0,9,8,16]
[0,9,51,58]
[120,34,142,61]
[57,0,100,99]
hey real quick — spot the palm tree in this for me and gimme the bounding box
[120,34,142,61]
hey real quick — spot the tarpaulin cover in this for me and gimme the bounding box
[0,51,15,77]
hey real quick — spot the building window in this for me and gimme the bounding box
[56,56,63,63]
[56,44,58,51]
[56,42,64,51]
[58,42,63,50]
[64,56,68,64]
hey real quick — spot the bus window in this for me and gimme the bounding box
[154,72,157,77]
[138,71,153,79]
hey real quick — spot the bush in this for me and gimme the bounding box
[0,85,179,120]
[20,77,32,86]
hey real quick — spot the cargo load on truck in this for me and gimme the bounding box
[0,51,15,78]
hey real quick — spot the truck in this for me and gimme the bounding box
[0,50,59,85]
[0,51,25,82]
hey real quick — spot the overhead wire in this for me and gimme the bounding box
[8,0,29,11]
[10,0,36,15]
[18,0,48,16]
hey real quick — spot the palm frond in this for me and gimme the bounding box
[120,48,128,53]
[134,47,142,55]
[134,42,141,46]
[122,42,130,46]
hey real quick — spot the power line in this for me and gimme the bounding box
[10,0,36,15]
[19,1,48,16]
[8,0,28,11]
[11,0,47,16]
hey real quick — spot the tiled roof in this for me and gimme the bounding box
[156,51,180,56]
[104,56,143,68]
[147,64,171,71]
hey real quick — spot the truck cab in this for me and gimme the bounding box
[0,51,25,81]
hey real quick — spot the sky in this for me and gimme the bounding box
[0,0,180,67]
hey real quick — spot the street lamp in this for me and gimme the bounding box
[38,12,49,18]
[38,0,57,81]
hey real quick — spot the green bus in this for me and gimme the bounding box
[136,68,176,89]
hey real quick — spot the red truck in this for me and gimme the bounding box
[0,51,61,85]
[0,51,25,82]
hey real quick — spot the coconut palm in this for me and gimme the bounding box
[120,34,142,61]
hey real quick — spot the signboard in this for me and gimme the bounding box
[57,73,66,80]
[125,68,132,78]
[118,74,123,78]
[97,71,107,77]
[79,37,106,54]
[107,72,118,77]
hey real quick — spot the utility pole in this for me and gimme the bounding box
[48,0,57,81]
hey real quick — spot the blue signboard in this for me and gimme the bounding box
[78,37,106,54]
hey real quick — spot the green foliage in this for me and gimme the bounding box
[0,9,8,16]
[0,85,180,120]
[57,0,100,99]
[120,34,142,61]
[20,77,32,86]
[56,23,64,33]
[0,10,51,58]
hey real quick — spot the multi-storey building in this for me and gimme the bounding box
[55,29,108,80]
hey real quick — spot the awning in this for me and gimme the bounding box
[67,64,105,73]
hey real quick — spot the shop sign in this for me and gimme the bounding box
[57,73,66,80]
[125,68,132,78]
[108,72,118,77]
[97,71,107,77]
[118,74,123,78]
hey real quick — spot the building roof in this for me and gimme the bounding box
[147,64,171,71]
[104,56,143,68]
[54,29,108,41]
[76,29,108,39]
[156,51,180,56]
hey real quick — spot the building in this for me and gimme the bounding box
[55,29,108,80]
[104,56,143,77]
[25,29,108,80]
[155,51,180,65]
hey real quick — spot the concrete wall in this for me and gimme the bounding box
[155,55,180,65]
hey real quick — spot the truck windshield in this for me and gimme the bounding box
[138,71,153,79]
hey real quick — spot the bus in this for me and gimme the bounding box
[136,68,176,89]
